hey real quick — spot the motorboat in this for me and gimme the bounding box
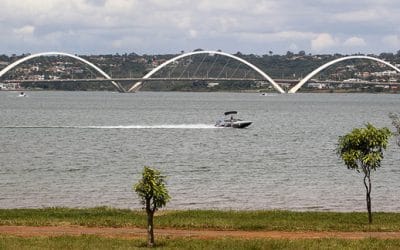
[18,92,27,97]
[215,111,252,128]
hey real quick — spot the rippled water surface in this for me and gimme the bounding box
[0,91,399,211]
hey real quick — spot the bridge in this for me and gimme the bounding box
[3,77,262,84]
[288,55,400,93]
[1,51,399,94]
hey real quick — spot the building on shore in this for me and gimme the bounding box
[0,82,21,90]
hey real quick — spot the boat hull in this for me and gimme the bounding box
[232,121,252,128]
[215,120,252,128]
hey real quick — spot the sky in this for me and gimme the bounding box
[1,0,400,55]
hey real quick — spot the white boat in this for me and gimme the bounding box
[215,111,252,128]
[260,93,277,97]
[18,92,27,97]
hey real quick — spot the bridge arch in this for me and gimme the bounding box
[0,52,126,92]
[128,50,285,93]
[288,55,400,93]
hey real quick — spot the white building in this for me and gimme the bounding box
[0,82,20,90]
[307,82,326,89]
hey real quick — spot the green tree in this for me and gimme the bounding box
[298,50,306,56]
[134,167,170,247]
[337,124,391,224]
[389,113,400,146]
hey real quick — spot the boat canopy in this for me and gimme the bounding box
[224,111,237,115]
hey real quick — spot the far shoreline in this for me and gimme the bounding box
[1,89,400,94]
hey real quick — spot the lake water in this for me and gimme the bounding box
[0,91,399,211]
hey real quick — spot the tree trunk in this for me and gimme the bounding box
[147,211,154,247]
[146,199,155,247]
[366,190,372,224]
[363,169,372,224]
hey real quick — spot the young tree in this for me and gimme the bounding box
[134,167,170,247]
[337,123,391,224]
[389,113,400,146]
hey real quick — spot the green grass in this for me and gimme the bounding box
[1,235,400,250]
[1,207,400,232]
[0,207,145,228]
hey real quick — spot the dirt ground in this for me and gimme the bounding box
[1,226,400,240]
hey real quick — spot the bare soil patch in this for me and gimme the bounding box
[1,226,400,240]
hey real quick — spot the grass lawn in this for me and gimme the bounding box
[1,207,400,232]
[1,235,400,250]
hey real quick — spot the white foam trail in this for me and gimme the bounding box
[1,124,218,129]
[84,124,217,129]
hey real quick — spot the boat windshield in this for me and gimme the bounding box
[224,111,237,116]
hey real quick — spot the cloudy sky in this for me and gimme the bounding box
[1,0,400,55]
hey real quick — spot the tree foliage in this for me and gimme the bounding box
[337,123,391,171]
[134,166,170,212]
[337,123,391,223]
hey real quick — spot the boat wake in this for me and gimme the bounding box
[1,124,218,129]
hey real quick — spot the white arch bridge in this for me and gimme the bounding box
[1,52,399,94]
[0,50,285,93]
[288,55,400,93]
[127,50,285,93]
[0,52,126,93]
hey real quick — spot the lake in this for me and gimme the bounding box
[0,91,399,211]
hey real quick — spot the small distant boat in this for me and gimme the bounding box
[260,92,276,96]
[215,111,252,128]
[18,92,27,97]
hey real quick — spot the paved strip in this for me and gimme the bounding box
[1,226,400,239]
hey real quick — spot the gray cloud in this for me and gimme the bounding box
[0,0,399,55]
